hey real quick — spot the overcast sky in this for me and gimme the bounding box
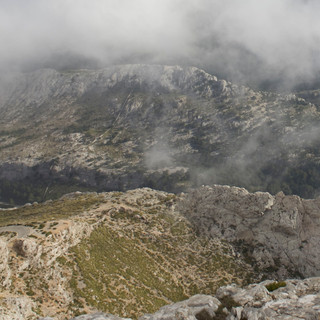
[1,0,320,89]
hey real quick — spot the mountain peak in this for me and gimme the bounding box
[0,64,319,206]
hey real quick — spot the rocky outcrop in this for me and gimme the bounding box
[139,295,220,320]
[0,238,11,287]
[180,185,320,278]
[0,296,37,320]
[217,277,320,319]
[0,211,97,319]
[38,277,320,319]
[40,314,130,320]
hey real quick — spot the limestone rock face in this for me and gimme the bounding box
[0,296,37,320]
[0,214,96,319]
[139,294,220,320]
[217,277,320,319]
[70,314,131,320]
[180,185,320,278]
[40,295,221,320]
[40,315,128,320]
[37,277,320,320]
[0,239,11,287]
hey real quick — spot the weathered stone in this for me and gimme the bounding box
[0,239,11,287]
[70,313,131,320]
[38,278,320,320]
[139,294,220,320]
[0,296,37,320]
[180,185,320,278]
[222,278,320,319]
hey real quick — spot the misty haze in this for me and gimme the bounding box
[0,0,320,200]
[1,0,320,90]
[1,1,320,320]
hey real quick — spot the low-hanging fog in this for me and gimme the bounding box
[1,0,320,90]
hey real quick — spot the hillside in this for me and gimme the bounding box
[1,185,320,319]
[0,188,257,320]
[1,65,320,205]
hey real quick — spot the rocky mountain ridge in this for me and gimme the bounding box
[0,185,320,319]
[0,187,256,320]
[1,64,320,204]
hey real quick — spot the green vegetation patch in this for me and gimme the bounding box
[67,206,255,319]
[0,193,104,226]
[213,296,240,320]
[265,281,286,292]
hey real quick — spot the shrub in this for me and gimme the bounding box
[13,239,26,257]
[212,296,240,320]
[265,281,286,292]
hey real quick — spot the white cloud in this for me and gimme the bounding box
[1,0,320,88]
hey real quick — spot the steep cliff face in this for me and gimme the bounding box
[180,185,320,279]
[1,65,320,204]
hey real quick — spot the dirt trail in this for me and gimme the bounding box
[0,225,37,238]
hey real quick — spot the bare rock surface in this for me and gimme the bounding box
[218,277,320,319]
[0,296,37,320]
[180,185,320,278]
[69,314,131,320]
[139,294,220,320]
[37,278,320,320]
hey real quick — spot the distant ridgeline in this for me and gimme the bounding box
[1,65,320,204]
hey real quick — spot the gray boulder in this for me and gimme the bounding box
[139,294,220,320]
[70,313,131,320]
[217,277,320,319]
[39,313,131,320]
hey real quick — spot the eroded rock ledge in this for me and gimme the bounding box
[179,185,320,278]
[39,277,320,320]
